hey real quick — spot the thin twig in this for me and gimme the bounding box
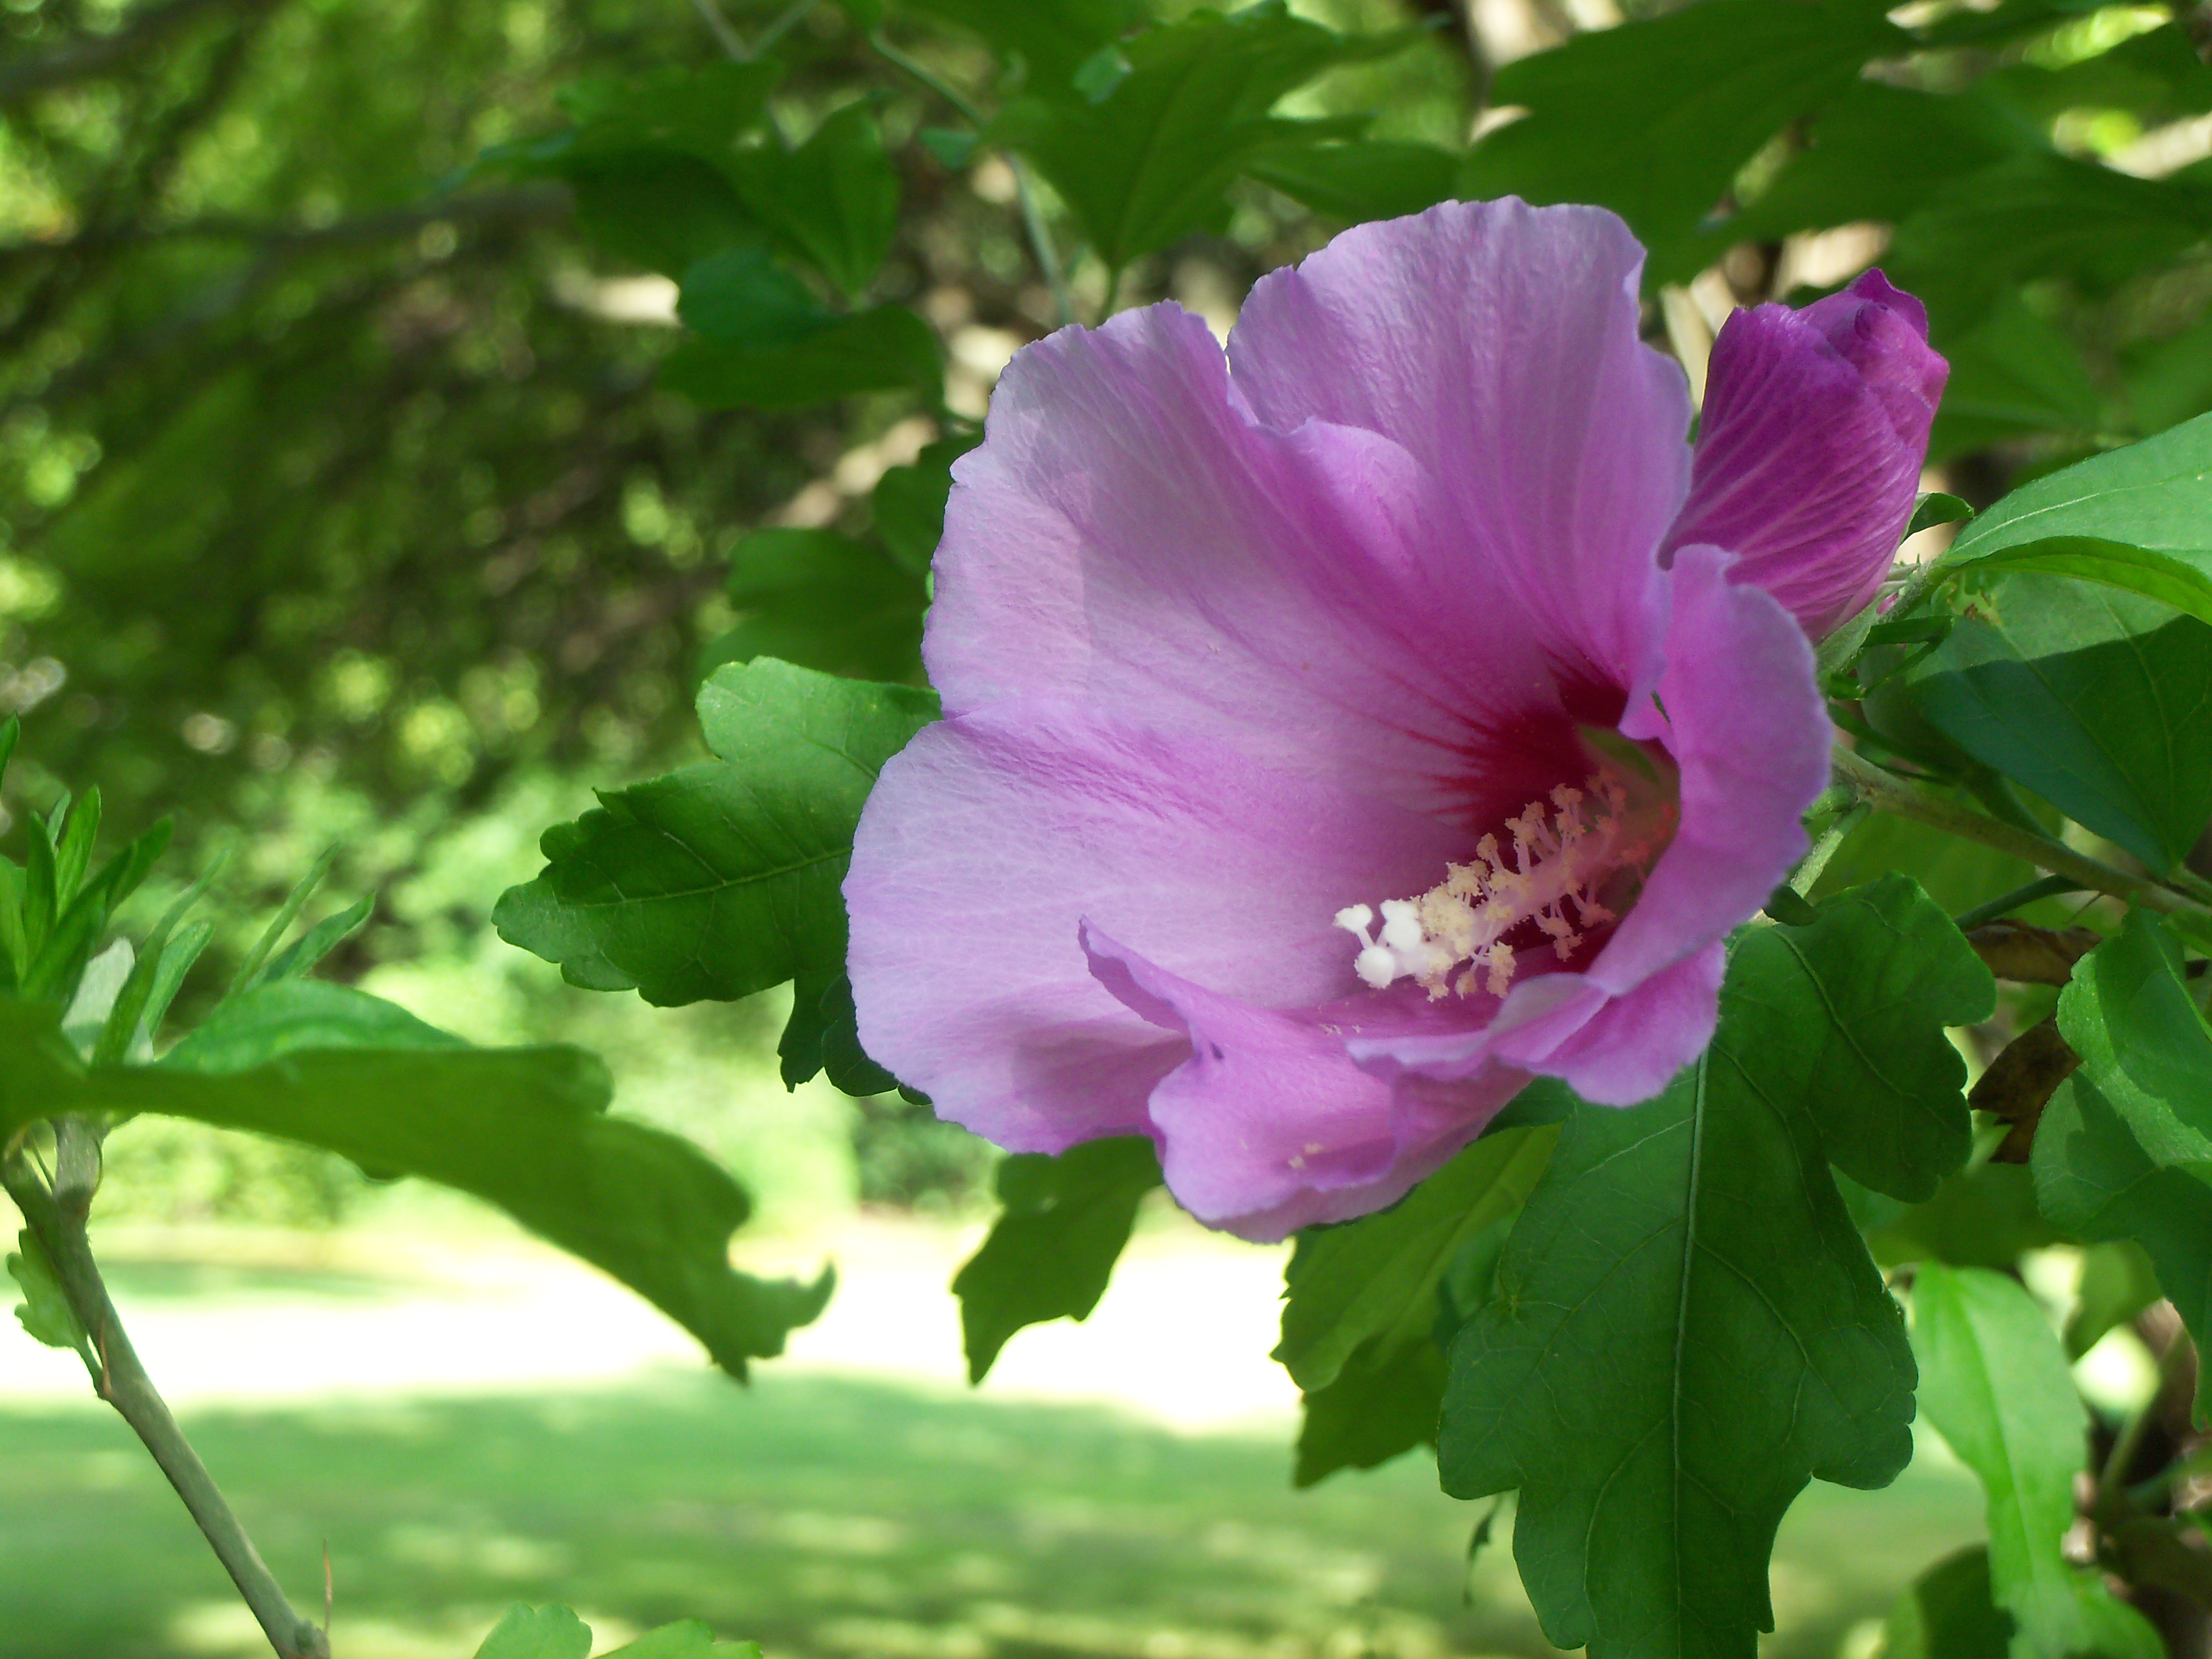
[868,29,1075,326]
[750,0,817,57]
[1831,746,2197,916]
[2,1129,329,1659]
[685,0,749,60]
[1788,802,1868,897]
[0,0,280,106]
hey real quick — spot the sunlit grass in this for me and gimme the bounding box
[0,1366,1982,1659]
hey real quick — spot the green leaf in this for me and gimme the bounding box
[1856,1160,2064,1273]
[603,1620,763,1658]
[728,103,900,299]
[1243,140,1458,224]
[698,528,925,685]
[21,818,171,1002]
[1275,1126,1558,1394]
[990,5,1413,273]
[1880,1546,2014,1659]
[258,894,373,986]
[662,304,942,409]
[226,846,335,998]
[48,787,98,910]
[495,660,936,1078]
[814,975,896,1098]
[1888,153,2212,333]
[1292,1336,1445,1488]
[1459,0,1909,283]
[678,244,836,351]
[1904,573,2212,875]
[566,153,759,278]
[8,1228,88,1354]
[952,1136,1160,1383]
[871,431,981,576]
[1939,410,2212,625]
[473,1604,593,1659]
[1438,919,1919,1659]
[2064,1239,2162,1361]
[1752,876,1993,1201]
[0,985,832,1379]
[1911,1264,2164,1659]
[1931,294,2108,462]
[2033,911,2212,1418]
[553,61,785,164]
[896,0,1147,95]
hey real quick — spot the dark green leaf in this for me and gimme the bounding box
[22,819,170,1002]
[1879,1546,2014,1659]
[953,1136,1161,1382]
[0,986,832,1379]
[1243,140,1458,224]
[1981,23,2212,130]
[565,154,758,278]
[495,661,936,1084]
[1438,921,1918,1659]
[48,787,98,910]
[678,245,834,351]
[871,431,981,575]
[698,528,925,685]
[1905,572,2212,874]
[896,0,1147,96]
[1747,877,1992,1201]
[991,6,1413,272]
[728,103,900,299]
[1931,294,2108,462]
[1275,1126,1558,1393]
[1857,1160,2063,1272]
[553,62,785,164]
[1908,494,1975,539]
[1459,0,1909,282]
[662,304,942,409]
[1911,1264,2162,1659]
[814,974,895,1097]
[1293,1336,1444,1488]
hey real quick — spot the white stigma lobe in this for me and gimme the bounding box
[1333,772,1672,1001]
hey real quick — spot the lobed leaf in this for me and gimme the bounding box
[1438,894,1952,1658]
[0,983,830,1379]
[953,1136,1160,1383]
[495,659,937,1085]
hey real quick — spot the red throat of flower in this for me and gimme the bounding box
[1335,764,1678,1000]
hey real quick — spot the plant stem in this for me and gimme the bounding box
[1789,802,1867,897]
[1952,874,2082,933]
[2,1124,329,1659]
[1885,555,1949,623]
[867,31,1074,326]
[686,0,749,60]
[1830,745,2201,916]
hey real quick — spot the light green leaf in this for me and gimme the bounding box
[0,986,831,1379]
[603,1619,763,1658]
[1911,1264,2163,1659]
[494,659,936,1083]
[473,1604,592,1659]
[1939,411,2212,627]
[257,894,374,986]
[1439,915,1918,1658]
[8,1228,87,1354]
[953,1136,1160,1383]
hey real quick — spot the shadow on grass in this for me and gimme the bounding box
[0,1371,1980,1659]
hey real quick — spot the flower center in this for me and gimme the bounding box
[1334,770,1675,1001]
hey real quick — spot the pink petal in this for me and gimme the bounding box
[844,701,1468,1155]
[1667,269,1947,640]
[927,297,1658,830]
[1082,924,1526,1242]
[1228,198,1694,682]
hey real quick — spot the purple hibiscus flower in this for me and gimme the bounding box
[845,199,1946,1242]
